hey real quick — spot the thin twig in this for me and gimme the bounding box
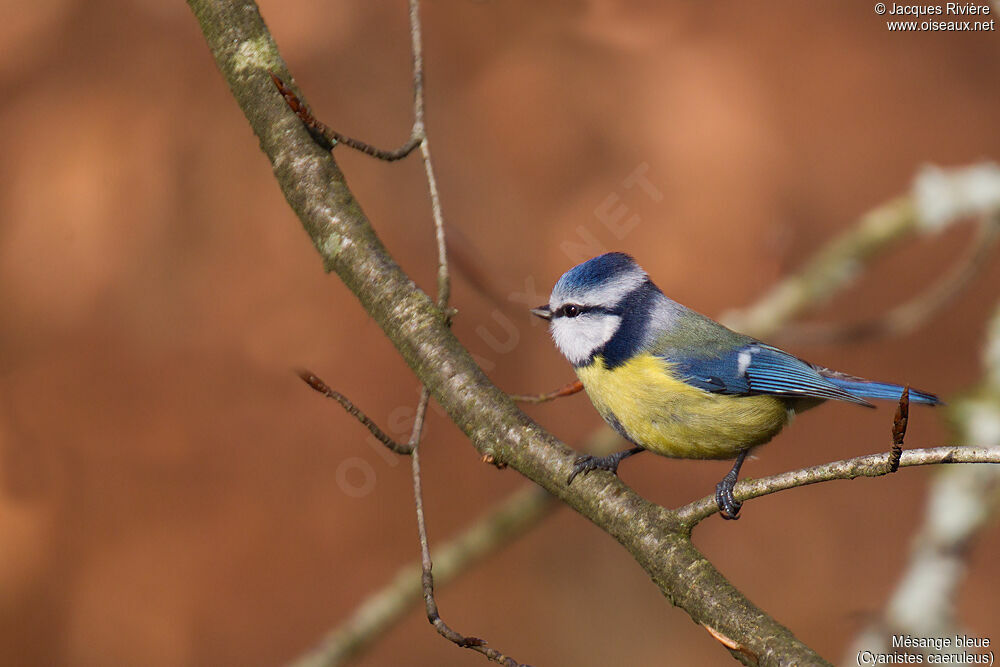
[405,0,450,311]
[268,73,421,160]
[297,369,413,455]
[410,428,527,667]
[291,0,500,658]
[407,0,426,135]
[407,386,432,447]
[403,1,524,661]
[329,133,421,162]
[269,73,334,151]
[270,0,428,162]
[675,445,1000,527]
[510,380,584,405]
[293,428,623,667]
[406,353,526,662]
[288,485,556,667]
[422,139,450,309]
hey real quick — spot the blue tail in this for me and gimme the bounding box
[823,377,941,406]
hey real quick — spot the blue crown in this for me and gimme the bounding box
[555,252,639,292]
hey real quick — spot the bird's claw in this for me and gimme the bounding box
[715,476,742,520]
[567,454,620,485]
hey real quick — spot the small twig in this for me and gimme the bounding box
[297,369,413,455]
[702,624,758,664]
[404,0,523,660]
[288,485,555,667]
[675,445,1000,527]
[420,138,449,308]
[269,71,421,161]
[291,429,623,667]
[510,380,584,405]
[269,73,332,149]
[291,0,509,656]
[407,345,527,664]
[270,0,429,162]
[410,434,528,666]
[887,387,910,473]
[329,132,421,162]
[407,386,432,447]
[403,0,451,310]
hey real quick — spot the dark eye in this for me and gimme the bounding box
[563,304,581,318]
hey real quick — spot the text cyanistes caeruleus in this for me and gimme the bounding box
[531,252,940,519]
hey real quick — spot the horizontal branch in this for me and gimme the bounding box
[675,445,1000,527]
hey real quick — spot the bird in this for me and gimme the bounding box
[531,252,940,519]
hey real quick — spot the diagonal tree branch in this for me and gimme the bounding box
[185,3,1000,664]
[295,182,995,662]
[186,2,829,663]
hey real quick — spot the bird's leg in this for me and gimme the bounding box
[715,449,749,520]
[567,446,645,484]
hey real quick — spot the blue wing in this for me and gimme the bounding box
[666,344,875,406]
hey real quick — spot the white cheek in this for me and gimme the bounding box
[550,315,621,366]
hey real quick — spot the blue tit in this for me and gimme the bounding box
[531,252,940,519]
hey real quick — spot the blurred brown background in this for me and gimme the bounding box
[2,1,999,665]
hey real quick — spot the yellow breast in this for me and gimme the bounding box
[575,353,791,460]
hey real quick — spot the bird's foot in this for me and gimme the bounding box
[714,449,749,520]
[566,446,645,485]
[715,472,742,520]
[567,454,621,485]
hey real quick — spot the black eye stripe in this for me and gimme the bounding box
[554,304,616,318]
[556,304,583,318]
